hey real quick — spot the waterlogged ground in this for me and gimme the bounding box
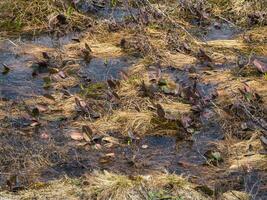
[0,3,267,200]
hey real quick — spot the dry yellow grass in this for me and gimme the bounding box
[0,171,212,200]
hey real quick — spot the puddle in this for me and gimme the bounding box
[193,22,239,41]
[79,57,136,81]
[205,23,238,41]
[97,7,137,22]
[0,43,44,100]
[20,33,80,48]
[73,1,137,22]
[163,67,218,101]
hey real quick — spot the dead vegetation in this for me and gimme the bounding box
[0,0,266,199]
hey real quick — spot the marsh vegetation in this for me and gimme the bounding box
[0,0,266,199]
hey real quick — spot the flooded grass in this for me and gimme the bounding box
[0,0,266,199]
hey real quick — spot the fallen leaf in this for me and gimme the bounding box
[156,104,165,118]
[58,71,66,79]
[70,131,84,141]
[253,59,267,73]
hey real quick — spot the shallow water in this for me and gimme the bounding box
[79,57,136,81]
[0,42,44,100]
[205,23,238,41]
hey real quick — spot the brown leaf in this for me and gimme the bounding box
[82,125,93,135]
[253,59,267,73]
[156,104,165,118]
[107,79,117,89]
[69,131,84,141]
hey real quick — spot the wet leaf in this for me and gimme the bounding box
[253,59,267,73]
[70,131,84,141]
[2,64,10,75]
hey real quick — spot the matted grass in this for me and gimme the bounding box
[0,171,211,200]
[0,0,92,35]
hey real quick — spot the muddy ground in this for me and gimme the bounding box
[0,0,266,199]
